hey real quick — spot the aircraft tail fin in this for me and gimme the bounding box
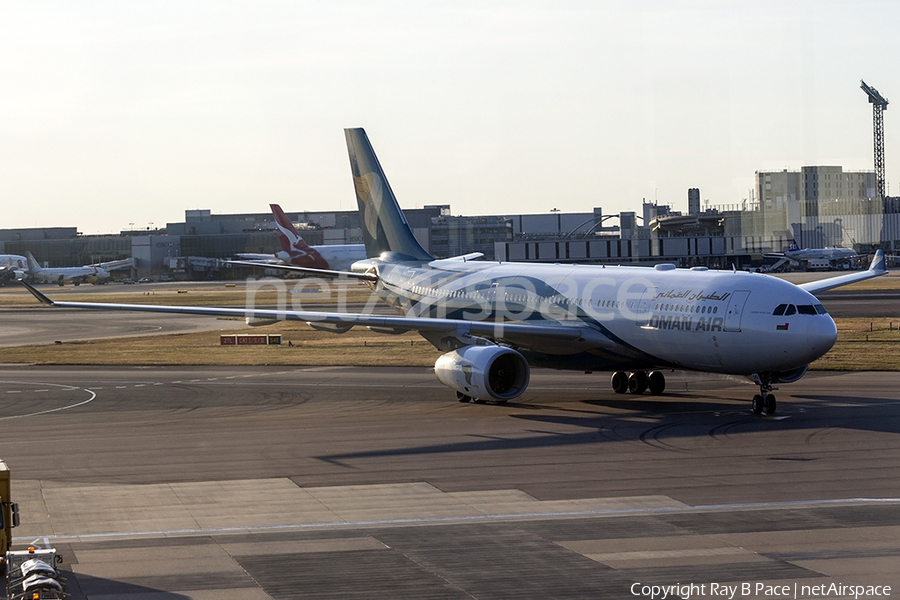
[344,128,433,261]
[25,251,42,273]
[269,204,311,253]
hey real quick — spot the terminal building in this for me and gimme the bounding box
[2,164,898,279]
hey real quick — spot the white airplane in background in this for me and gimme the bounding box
[782,244,857,262]
[20,128,889,415]
[235,204,366,272]
[765,242,858,269]
[25,252,110,286]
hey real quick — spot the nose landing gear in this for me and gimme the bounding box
[751,374,777,415]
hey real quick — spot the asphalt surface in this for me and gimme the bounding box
[2,366,899,599]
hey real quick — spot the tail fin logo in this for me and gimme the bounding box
[269,204,329,269]
[270,204,311,254]
[354,173,387,243]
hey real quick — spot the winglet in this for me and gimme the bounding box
[870,249,887,273]
[19,279,55,306]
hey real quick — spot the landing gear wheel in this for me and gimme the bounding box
[610,371,629,394]
[752,394,763,414]
[628,371,648,395]
[457,392,472,403]
[647,371,666,395]
[751,373,779,415]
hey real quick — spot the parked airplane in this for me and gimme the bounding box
[19,128,888,415]
[783,243,857,261]
[235,204,366,272]
[25,252,110,286]
[765,242,858,270]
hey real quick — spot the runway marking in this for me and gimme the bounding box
[20,496,900,545]
[0,384,96,420]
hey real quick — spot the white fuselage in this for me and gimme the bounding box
[784,248,856,261]
[373,260,838,377]
[28,265,110,283]
[0,255,28,271]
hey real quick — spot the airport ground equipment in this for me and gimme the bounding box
[2,460,69,599]
[1,461,18,566]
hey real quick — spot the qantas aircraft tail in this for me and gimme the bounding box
[270,204,312,254]
[268,204,329,269]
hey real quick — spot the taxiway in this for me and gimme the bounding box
[1,365,899,599]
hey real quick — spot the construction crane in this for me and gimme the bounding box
[860,79,889,199]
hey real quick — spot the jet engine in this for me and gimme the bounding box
[245,317,280,327]
[0,268,25,284]
[772,365,808,383]
[434,345,530,402]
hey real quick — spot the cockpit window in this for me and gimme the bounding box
[774,303,828,316]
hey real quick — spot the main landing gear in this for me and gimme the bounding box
[610,371,666,395]
[751,375,777,415]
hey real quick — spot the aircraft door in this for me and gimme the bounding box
[723,290,751,332]
[635,286,657,326]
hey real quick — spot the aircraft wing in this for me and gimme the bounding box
[224,259,378,281]
[799,250,887,295]
[18,279,602,347]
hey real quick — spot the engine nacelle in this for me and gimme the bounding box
[772,365,808,383]
[434,345,530,401]
[245,317,280,327]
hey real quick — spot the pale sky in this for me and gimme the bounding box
[2,1,899,234]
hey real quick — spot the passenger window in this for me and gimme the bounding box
[785,305,796,316]
[797,305,817,315]
[773,304,787,316]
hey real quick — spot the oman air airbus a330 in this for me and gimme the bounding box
[20,128,888,415]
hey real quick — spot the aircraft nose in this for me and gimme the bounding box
[806,316,838,356]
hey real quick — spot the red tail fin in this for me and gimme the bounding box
[270,204,310,252]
